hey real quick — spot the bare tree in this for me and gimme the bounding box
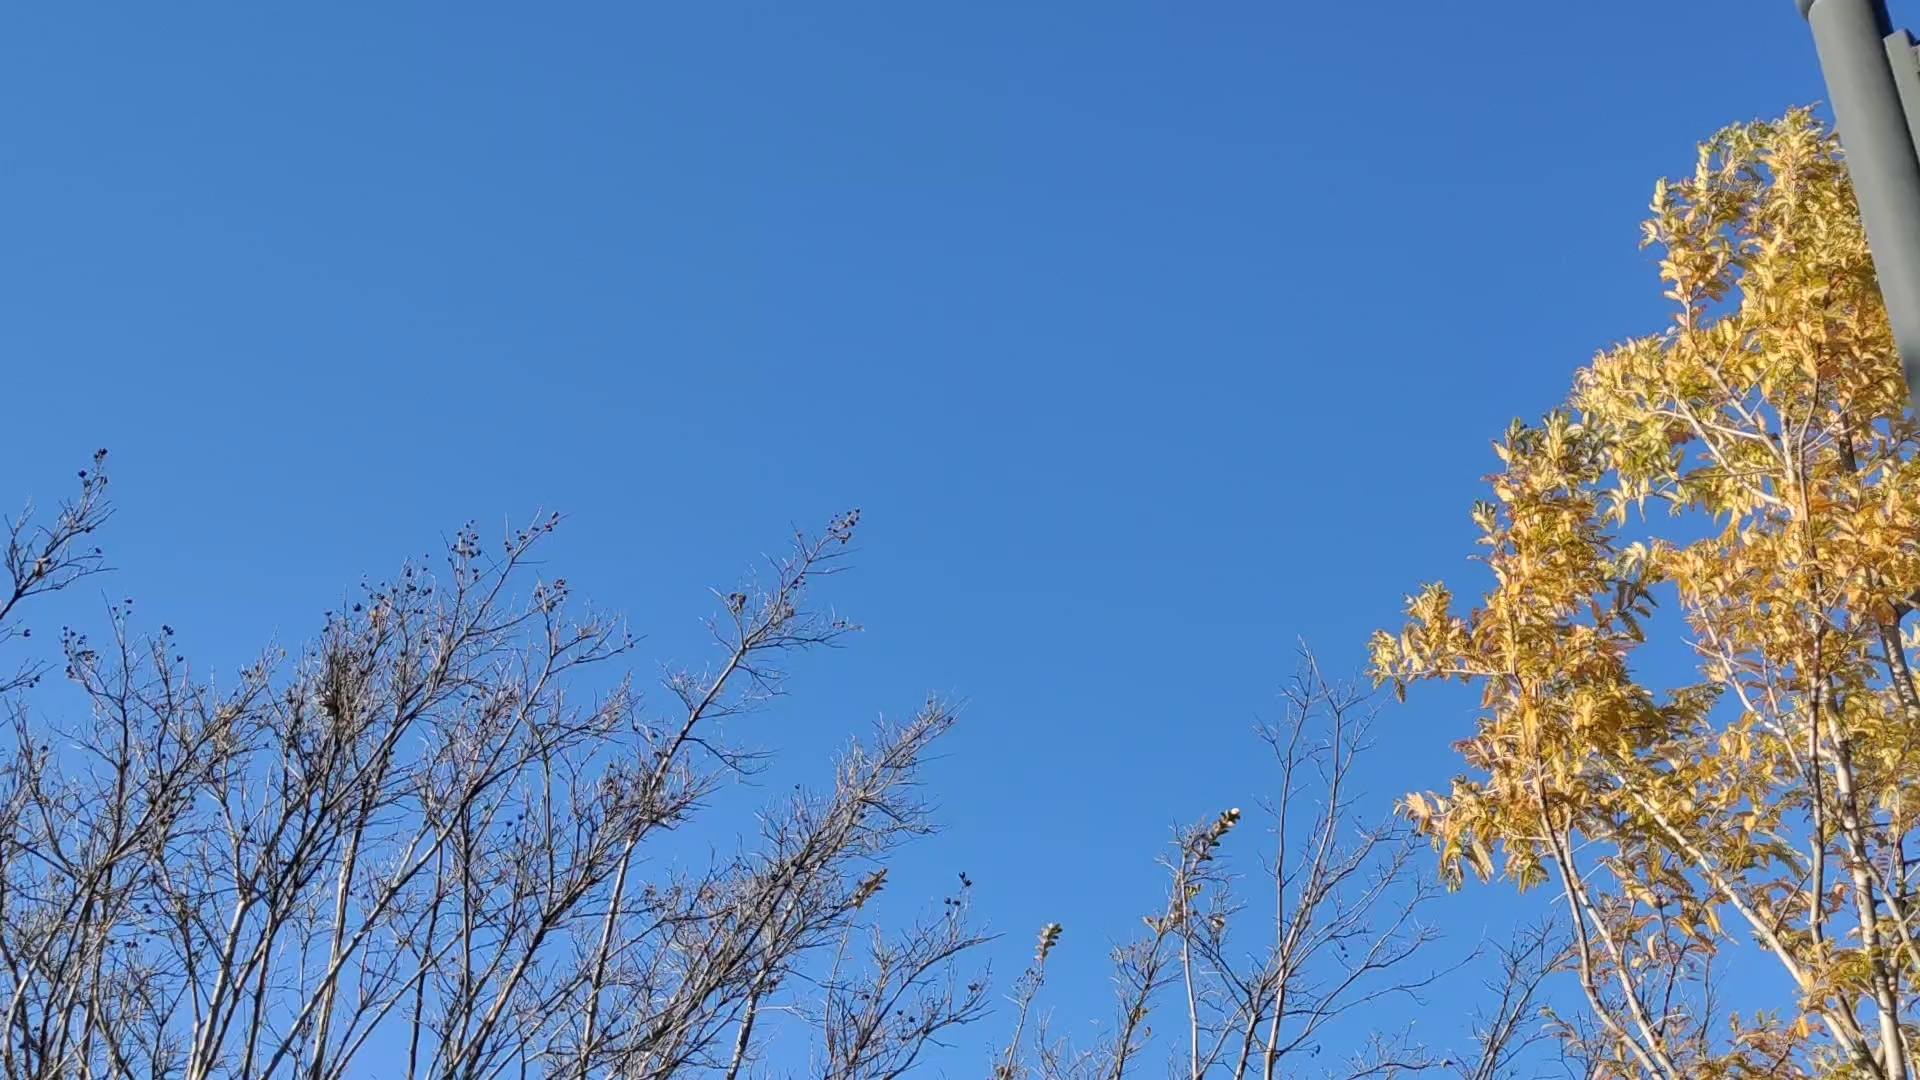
[0,449,110,695]
[991,656,1562,1080]
[0,455,989,1080]
[1447,920,1578,1080]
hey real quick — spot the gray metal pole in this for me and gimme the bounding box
[1800,0,1920,415]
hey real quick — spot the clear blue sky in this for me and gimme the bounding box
[0,1,1833,1071]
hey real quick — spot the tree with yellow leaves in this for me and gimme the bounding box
[1374,109,1920,1079]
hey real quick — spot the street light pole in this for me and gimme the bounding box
[1798,0,1920,414]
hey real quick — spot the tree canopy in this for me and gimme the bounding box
[1374,110,1920,1079]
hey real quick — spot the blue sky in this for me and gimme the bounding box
[0,1,1837,1072]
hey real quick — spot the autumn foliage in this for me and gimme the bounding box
[1374,111,1920,1079]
